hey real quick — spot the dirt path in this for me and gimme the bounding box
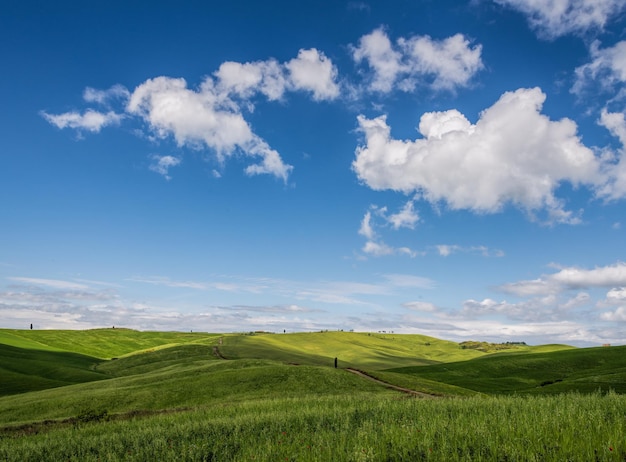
[212,345,227,360]
[346,368,437,398]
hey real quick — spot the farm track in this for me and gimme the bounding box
[212,346,227,360]
[346,368,438,398]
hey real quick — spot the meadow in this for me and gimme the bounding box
[1,328,625,461]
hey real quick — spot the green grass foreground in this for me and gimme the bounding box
[1,393,624,461]
[1,328,626,461]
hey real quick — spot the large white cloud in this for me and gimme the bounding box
[353,87,605,223]
[43,48,341,182]
[351,27,483,93]
[127,76,292,182]
[494,0,626,38]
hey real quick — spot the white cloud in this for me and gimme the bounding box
[573,40,626,97]
[352,27,404,93]
[351,27,483,93]
[499,262,626,297]
[286,48,340,101]
[362,240,396,257]
[494,0,626,38]
[41,109,123,133]
[353,87,604,224]
[606,287,626,302]
[398,33,484,91]
[600,307,626,321]
[387,200,419,229]
[215,49,340,102]
[435,244,504,258]
[498,278,559,296]
[127,76,293,182]
[215,59,287,101]
[436,245,458,257]
[460,294,581,322]
[43,48,343,182]
[149,154,181,180]
[358,210,376,240]
[551,263,626,288]
[358,207,418,258]
[403,301,437,312]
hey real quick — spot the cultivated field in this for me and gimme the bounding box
[1,328,625,461]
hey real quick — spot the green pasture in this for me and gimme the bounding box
[389,344,626,394]
[219,331,534,369]
[2,392,624,461]
[2,328,626,460]
[0,328,220,359]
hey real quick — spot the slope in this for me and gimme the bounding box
[0,343,107,396]
[387,345,626,394]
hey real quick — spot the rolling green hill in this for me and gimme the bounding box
[1,328,625,461]
[0,343,106,395]
[0,328,220,359]
[219,331,550,369]
[387,344,626,394]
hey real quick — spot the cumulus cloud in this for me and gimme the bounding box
[494,0,626,38]
[353,87,605,224]
[149,154,181,180]
[351,27,483,93]
[127,76,293,182]
[286,48,340,101]
[43,48,341,182]
[215,59,287,101]
[600,307,626,321]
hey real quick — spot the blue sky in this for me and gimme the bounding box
[2,0,626,345]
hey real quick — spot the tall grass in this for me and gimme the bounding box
[1,392,624,461]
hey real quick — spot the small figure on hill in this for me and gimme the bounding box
[334,357,338,368]
[30,323,33,330]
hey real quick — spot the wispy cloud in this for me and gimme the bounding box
[149,154,181,180]
[494,0,626,39]
[40,109,123,133]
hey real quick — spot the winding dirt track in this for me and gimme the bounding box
[346,368,438,398]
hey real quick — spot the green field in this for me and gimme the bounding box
[1,328,625,461]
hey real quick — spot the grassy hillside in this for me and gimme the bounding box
[0,343,106,396]
[388,344,626,394]
[219,331,528,369]
[0,358,393,427]
[0,328,221,359]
